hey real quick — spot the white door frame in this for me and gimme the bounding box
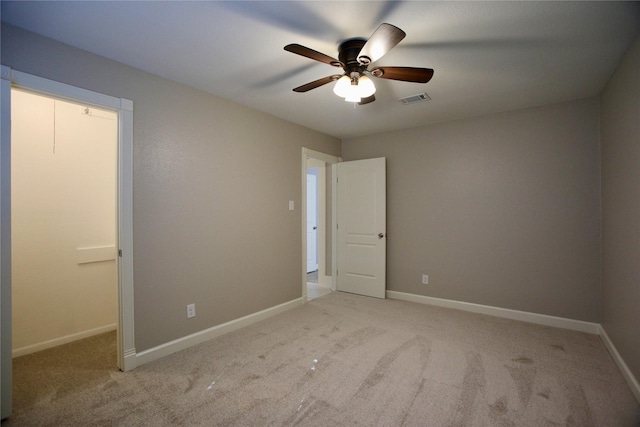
[301,148,340,301]
[1,66,135,418]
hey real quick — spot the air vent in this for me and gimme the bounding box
[399,92,431,105]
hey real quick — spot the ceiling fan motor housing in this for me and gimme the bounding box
[338,39,369,75]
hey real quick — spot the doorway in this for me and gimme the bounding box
[301,150,388,303]
[301,148,340,301]
[306,160,329,300]
[11,89,118,357]
[306,170,318,274]
[1,67,135,420]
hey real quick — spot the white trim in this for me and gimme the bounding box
[386,291,600,334]
[331,162,339,291]
[0,67,136,376]
[1,65,12,420]
[116,96,135,372]
[599,326,640,403]
[303,148,342,165]
[12,324,117,358]
[136,297,304,366]
[301,149,308,302]
[8,70,122,110]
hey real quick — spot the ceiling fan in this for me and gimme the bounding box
[284,23,434,105]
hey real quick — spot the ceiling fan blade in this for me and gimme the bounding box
[358,95,376,105]
[293,75,342,92]
[285,44,340,67]
[357,23,406,65]
[371,67,434,83]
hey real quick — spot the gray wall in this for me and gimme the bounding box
[343,98,602,322]
[1,24,340,352]
[601,35,640,382]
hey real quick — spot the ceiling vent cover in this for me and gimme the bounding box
[399,92,431,105]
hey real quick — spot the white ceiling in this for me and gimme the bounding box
[2,1,639,139]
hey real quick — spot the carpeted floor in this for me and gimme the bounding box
[4,292,639,426]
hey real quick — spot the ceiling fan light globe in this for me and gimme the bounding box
[333,75,351,98]
[345,93,361,103]
[357,75,376,98]
[344,83,362,102]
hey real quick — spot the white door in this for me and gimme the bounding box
[306,172,318,273]
[336,158,386,298]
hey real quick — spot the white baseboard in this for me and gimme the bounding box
[12,323,117,358]
[136,297,304,367]
[121,347,138,372]
[386,291,600,334]
[599,326,640,403]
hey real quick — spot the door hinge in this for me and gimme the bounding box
[118,249,123,257]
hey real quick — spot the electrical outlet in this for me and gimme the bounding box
[422,274,429,285]
[186,303,196,319]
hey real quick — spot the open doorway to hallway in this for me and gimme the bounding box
[305,155,333,300]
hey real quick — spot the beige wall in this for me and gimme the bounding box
[343,98,602,322]
[601,35,640,381]
[11,90,117,353]
[1,24,341,352]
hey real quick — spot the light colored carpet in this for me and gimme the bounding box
[4,292,639,426]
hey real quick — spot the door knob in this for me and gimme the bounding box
[378,233,385,239]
